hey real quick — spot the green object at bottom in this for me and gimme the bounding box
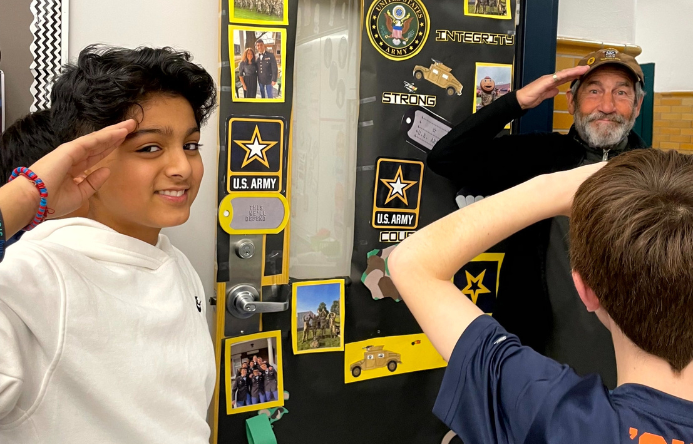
[246,415,277,444]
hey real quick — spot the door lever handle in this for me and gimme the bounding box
[227,284,289,319]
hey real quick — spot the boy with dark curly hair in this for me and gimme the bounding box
[390,149,693,444]
[0,45,217,443]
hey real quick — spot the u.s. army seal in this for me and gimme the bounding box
[366,0,430,61]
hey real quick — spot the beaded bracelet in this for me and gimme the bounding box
[8,167,48,231]
[0,207,5,263]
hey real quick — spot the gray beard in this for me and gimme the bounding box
[573,108,637,149]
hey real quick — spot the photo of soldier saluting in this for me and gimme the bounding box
[261,363,279,401]
[250,368,266,404]
[231,368,251,408]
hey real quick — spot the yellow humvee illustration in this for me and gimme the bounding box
[350,345,402,377]
[413,60,463,96]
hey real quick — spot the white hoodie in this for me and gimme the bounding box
[0,218,215,444]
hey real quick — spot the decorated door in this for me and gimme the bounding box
[212,0,525,442]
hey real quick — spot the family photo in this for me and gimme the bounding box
[292,280,345,354]
[226,332,284,414]
[231,28,285,101]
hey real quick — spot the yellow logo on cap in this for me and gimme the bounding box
[587,57,595,65]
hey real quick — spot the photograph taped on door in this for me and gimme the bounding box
[225,331,284,415]
[291,279,345,354]
[227,116,285,193]
[474,62,513,129]
[344,333,447,384]
[229,26,287,102]
[463,0,512,20]
[229,0,288,25]
[371,158,424,230]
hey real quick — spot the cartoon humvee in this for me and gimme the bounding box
[350,345,402,377]
[413,60,463,96]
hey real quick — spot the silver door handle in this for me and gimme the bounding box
[227,284,289,319]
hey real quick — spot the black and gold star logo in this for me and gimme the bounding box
[234,126,278,168]
[461,270,491,304]
[380,166,417,205]
[454,253,505,314]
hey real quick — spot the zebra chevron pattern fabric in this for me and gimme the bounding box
[29,0,63,112]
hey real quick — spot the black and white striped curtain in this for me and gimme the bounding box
[29,0,67,111]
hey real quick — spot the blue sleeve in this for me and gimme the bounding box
[433,315,585,444]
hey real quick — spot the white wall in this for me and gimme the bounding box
[68,0,220,333]
[557,0,636,44]
[635,0,693,92]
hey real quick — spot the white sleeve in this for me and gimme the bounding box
[0,243,63,424]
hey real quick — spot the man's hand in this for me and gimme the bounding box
[28,120,137,218]
[516,65,590,110]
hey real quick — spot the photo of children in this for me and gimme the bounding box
[292,280,345,354]
[230,0,288,25]
[230,27,286,102]
[464,0,512,20]
[225,331,284,414]
[474,63,512,113]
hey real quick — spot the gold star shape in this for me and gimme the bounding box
[461,270,491,304]
[234,126,278,168]
[380,166,417,205]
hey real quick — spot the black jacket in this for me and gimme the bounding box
[256,51,278,85]
[232,375,250,401]
[264,368,278,392]
[250,374,265,397]
[427,90,648,355]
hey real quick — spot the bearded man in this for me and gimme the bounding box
[427,48,647,388]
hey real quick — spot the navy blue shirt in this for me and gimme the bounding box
[434,315,693,444]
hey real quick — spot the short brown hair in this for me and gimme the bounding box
[570,149,693,372]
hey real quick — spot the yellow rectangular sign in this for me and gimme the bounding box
[344,333,447,384]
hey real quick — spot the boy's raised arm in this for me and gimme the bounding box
[0,121,136,238]
[388,162,604,361]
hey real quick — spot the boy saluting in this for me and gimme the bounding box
[0,45,216,443]
[389,150,693,443]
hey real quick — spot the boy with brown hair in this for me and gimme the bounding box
[389,149,693,443]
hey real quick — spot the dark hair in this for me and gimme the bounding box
[50,45,216,144]
[255,39,265,45]
[243,48,256,64]
[0,109,58,182]
[570,149,693,372]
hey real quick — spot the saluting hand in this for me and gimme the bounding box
[516,65,590,110]
[28,120,137,218]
